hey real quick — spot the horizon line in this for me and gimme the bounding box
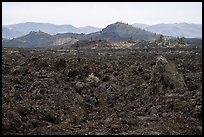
[2,21,202,28]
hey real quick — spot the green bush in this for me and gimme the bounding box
[155,35,164,44]
[176,37,186,45]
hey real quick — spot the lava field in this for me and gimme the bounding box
[2,47,202,135]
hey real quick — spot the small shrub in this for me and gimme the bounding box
[86,73,100,83]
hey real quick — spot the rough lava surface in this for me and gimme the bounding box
[2,47,202,135]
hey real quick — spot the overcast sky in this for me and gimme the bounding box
[2,2,202,28]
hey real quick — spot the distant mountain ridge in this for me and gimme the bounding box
[53,22,159,42]
[3,22,202,48]
[2,26,23,38]
[3,22,201,39]
[2,22,159,48]
[132,23,202,38]
[2,22,102,39]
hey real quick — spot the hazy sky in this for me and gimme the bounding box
[2,2,202,28]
